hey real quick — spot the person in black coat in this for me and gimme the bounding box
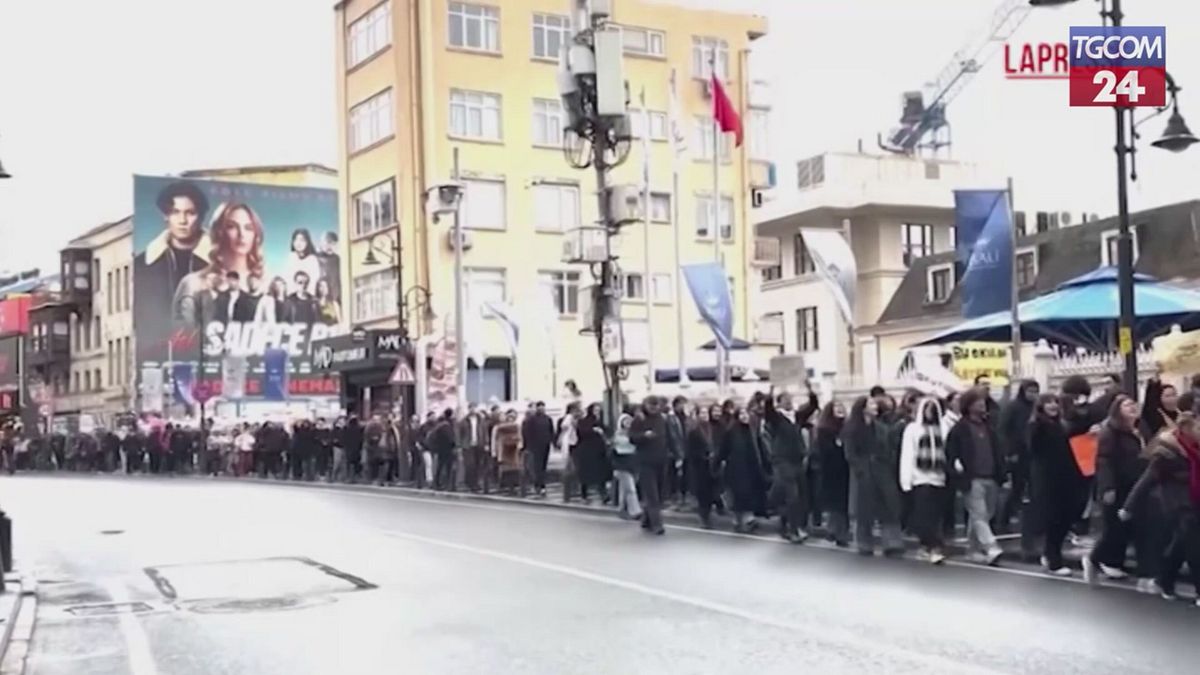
[815,401,849,546]
[342,416,364,483]
[1028,393,1086,574]
[630,396,670,535]
[844,396,903,556]
[686,407,718,529]
[521,402,556,496]
[998,380,1039,534]
[1084,394,1146,584]
[945,388,1007,564]
[763,386,820,543]
[1140,377,1180,439]
[121,430,145,474]
[718,408,769,533]
[576,404,610,502]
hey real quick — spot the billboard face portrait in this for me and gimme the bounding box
[133,175,343,398]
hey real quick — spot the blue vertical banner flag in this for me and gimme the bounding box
[954,190,1014,319]
[682,262,734,349]
[262,348,289,401]
[171,363,196,407]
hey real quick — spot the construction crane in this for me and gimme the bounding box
[879,0,1034,157]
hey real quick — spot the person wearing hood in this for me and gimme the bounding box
[717,407,770,533]
[1029,393,1086,575]
[764,385,820,543]
[900,397,949,564]
[998,380,1039,535]
[1121,412,1200,603]
[815,401,850,547]
[946,387,1007,565]
[1084,394,1145,585]
[843,396,903,556]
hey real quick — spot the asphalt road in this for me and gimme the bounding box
[1,475,1198,675]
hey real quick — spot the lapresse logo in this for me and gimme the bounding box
[1069,26,1166,107]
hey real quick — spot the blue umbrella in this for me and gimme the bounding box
[914,267,1200,350]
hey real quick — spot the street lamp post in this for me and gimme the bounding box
[1031,0,1197,397]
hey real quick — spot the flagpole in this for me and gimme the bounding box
[710,50,726,393]
[640,88,656,391]
[669,68,689,387]
[1008,177,1022,380]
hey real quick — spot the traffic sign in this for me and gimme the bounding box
[390,359,415,385]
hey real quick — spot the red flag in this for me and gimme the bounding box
[711,74,743,147]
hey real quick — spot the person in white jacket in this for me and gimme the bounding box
[900,396,950,564]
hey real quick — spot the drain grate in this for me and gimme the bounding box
[65,602,154,617]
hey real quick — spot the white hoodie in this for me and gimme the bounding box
[900,397,948,491]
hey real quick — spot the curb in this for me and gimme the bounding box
[0,574,35,675]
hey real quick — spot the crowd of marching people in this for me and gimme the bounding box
[4,371,1200,603]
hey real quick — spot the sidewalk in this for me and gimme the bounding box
[0,573,36,675]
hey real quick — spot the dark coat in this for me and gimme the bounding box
[575,414,609,486]
[763,392,818,476]
[945,417,1006,484]
[844,419,901,523]
[665,412,686,462]
[430,420,457,457]
[999,381,1037,462]
[1139,378,1179,439]
[1096,421,1145,499]
[1124,431,1196,518]
[630,413,669,464]
[291,425,319,459]
[718,423,768,514]
[1029,415,1087,529]
[815,427,849,513]
[521,413,555,453]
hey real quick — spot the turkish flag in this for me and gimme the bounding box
[711,74,743,147]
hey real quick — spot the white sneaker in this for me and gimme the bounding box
[929,550,947,565]
[1048,566,1073,577]
[1082,556,1097,586]
[915,549,931,562]
[1099,564,1128,580]
[1194,598,1200,608]
[985,547,1003,566]
[1138,579,1165,596]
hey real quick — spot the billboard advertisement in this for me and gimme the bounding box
[0,296,31,335]
[0,336,18,414]
[133,175,343,400]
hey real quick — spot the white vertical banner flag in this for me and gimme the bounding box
[798,228,858,327]
[141,367,164,413]
[463,301,487,367]
[222,355,248,400]
[667,68,688,161]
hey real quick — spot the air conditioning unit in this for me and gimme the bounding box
[1060,211,1074,227]
[751,237,781,268]
[444,229,473,252]
[605,184,643,226]
[561,226,612,264]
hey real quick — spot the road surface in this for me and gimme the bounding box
[0,474,1197,674]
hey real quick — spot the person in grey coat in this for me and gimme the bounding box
[843,395,903,556]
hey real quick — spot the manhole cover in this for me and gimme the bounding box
[185,595,335,614]
[144,557,374,602]
[65,602,154,617]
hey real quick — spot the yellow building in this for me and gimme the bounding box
[334,0,767,401]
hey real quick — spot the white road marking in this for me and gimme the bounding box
[101,579,159,675]
[381,527,1006,675]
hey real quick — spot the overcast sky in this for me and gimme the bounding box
[1,0,1197,274]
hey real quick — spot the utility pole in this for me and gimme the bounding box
[560,0,635,429]
[452,148,466,411]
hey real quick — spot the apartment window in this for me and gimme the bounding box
[347,1,392,68]
[93,316,100,349]
[1035,211,1051,233]
[352,268,398,323]
[448,2,499,52]
[691,36,729,79]
[106,271,113,314]
[531,98,564,147]
[761,265,782,282]
[1016,247,1038,289]
[121,266,129,310]
[532,13,570,60]
[651,273,672,303]
[461,178,506,230]
[94,369,101,391]
[695,194,733,240]
[1014,212,1028,237]
[649,192,671,223]
[124,337,133,386]
[539,270,581,315]
[623,272,646,300]
[796,307,819,352]
[748,109,770,161]
[450,89,502,141]
[73,371,80,393]
[532,183,580,232]
[693,117,731,161]
[349,89,394,152]
[1102,229,1139,267]
[797,155,826,189]
[93,259,100,296]
[794,234,815,275]
[927,263,954,303]
[73,318,81,352]
[902,223,934,267]
[85,370,92,392]
[630,109,669,141]
[619,25,666,57]
[108,341,114,386]
[465,268,507,308]
[353,179,396,238]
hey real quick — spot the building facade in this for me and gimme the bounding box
[334,0,768,401]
